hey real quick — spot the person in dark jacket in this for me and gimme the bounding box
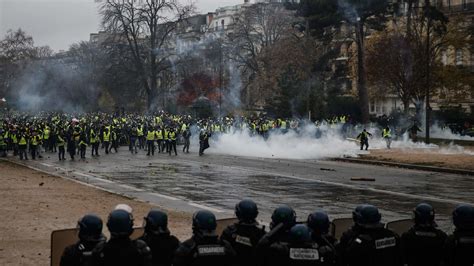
[173,210,236,266]
[91,209,152,266]
[400,203,447,266]
[199,130,210,156]
[307,211,339,265]
[337,204,402,266]
[138,210,180,266]
[443,204,474,266]
[265,224,320,266]
[60,214,106,266]
[220,199,266,266]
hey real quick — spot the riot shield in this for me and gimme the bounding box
[216,217,238,236]
[385,218,414,236]
[330,217,353,240]
[50,228,79,266]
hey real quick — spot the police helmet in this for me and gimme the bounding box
[235,199,258,223]
[144,209,169,235]
[289,224,312,244]
[307,211,330,234]
[353,204,382,227]
[107,209,134,238]
[77,214,103,242]
[413,203,435,226]
[270,205,296,230]
[352,204,369,223]
[452,204,474,230]
[192,210,217,236]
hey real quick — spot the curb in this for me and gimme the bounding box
[333,157,474,176]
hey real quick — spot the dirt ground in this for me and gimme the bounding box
[361,148,474,171]
[0,161,192,266]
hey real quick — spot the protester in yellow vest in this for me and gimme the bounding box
[146,129,156,156]
[382,126,392,149]
[168,128,177,156]
[103,128,111,155]
[57,132,66,161]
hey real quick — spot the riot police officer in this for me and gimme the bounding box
[307,211,338,265]
[173,210,236,266]
[266,224,320,266]
[400,203,446,266]
[91,209,152,266]
[60,214,106,266]
[257,205,297,265]
[220,199,266,266]
[443,204,474,266]
[337,204,402,266]
[138,209,180,266]
[337,204,369,256]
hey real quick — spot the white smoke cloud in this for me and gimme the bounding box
[206,122,474,159]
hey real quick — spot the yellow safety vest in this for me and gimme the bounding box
[90,130,96,144]
[137,127,144,137]
[43,128,50,140]
[156,130,163,140]
[146,131,155,141]
[57,136,65,147]
[103,131,110,142]
[163,130,169,140]
[383,129,391,138]
[19,136,27,145]
[31,136,39,146]
[169,132,176,141]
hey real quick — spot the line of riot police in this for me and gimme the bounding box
[60,200,474,266]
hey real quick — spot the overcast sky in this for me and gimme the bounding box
[0,0,244,52]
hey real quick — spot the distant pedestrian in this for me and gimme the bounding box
[357,129,372,151]
[382,126,392,149]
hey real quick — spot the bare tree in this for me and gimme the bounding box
[100,0,193,110]
[226,2,296,108]
[0,29,48,97]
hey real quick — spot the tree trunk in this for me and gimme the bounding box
[148,51,158,111]
[403,99,410,114]
[356,22,369,124]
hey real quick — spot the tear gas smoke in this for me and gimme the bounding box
[9,58,100,112]
[172,32,242,113]
[204,123,474,160]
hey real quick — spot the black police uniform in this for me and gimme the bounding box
[138,232,180,266]
[220,222,266,266]
[91,238,152,266]
[60,240,104,266]
[173,235,236,266]
[401,225,447,266]
[61,214,105,266]
[310,234,338,266]
[267,240,321,266]
[339,226,402,266]
[443,229,474,266]
[336,224,361,259]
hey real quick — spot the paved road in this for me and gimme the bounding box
[6,147,474,231]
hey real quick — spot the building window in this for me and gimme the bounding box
[215,22,218,31]
[221,19,225,30]
[456,49,463,66]
[370,100,375,113]
[463,0,467,10]
[441,50,447,65]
